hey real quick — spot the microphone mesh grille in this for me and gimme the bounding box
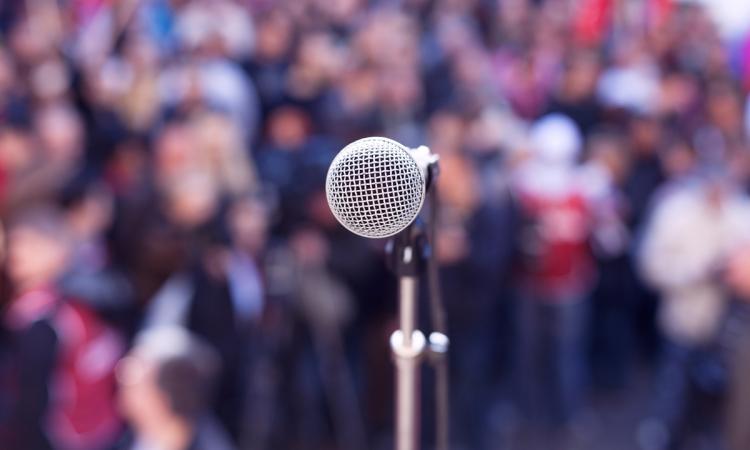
[326,137,425,238]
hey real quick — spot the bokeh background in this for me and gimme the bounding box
[3,0,750,449]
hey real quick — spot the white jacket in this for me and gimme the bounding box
[639,181,750,345]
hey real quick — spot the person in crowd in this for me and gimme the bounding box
[582,132,634,390]
[57,172,135,331]
[1,206,123,450]
[4,103,85,214]
[638,169,750,449]
[511,114,594,428]
[1,0,750,449]
[137,169,245,440]
[724,243,750,450]
[115,326,235,450]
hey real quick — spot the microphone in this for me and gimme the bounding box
[325,137,436,239]
[325,137,448,450]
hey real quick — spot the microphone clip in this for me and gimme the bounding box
[410,145,440,192]
[386,219,430,278]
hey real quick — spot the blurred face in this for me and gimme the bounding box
[0,128,34,173]
[155,124,197,182]
[435,209,469,265]
[7,227,69,293]
[35,107,83,164]
[562,55,599,99]
[320,0,362,24]
[299,33,342,77]
[0,50,16,93]
[165,175,219,229]
[229,200,269,255]
[707,87,742,134]
[290,228,329,268]
[117,355,172,431]
[726,244,750,299]
[661,143,695,179]
[340,68,378,111]
[268,108,310,149]
[590,139,629,183]
[30,58,70,102]
[428,112,466,155]
[68,189,114,240]
[380,70,422,112]
[705,178,730,210]
[108,140,149,190]
[659,73,698,115]
[438,152,480,216]
[630,118,661,155]
[9,18,53,66]
[256,12,293,61]
[453,48,488,89]
[124,35,160,71]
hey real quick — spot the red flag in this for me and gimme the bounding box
[574,0,613,46]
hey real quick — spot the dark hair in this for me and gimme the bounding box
[156,357,212,420]
[151,335,221,420]
[58,168,103,210]
[8,204,70,241]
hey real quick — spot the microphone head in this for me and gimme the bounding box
[326,137,425,239]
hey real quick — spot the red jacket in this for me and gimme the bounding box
[516,190,595,301]
[4,287,124,450]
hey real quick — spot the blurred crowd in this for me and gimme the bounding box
[3,0,750,449]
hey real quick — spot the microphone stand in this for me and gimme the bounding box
[387,224,427,450]
[386,161,449,450]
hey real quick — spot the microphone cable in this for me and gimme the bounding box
[425,166,449,450]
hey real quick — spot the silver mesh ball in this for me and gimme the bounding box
[326,137,425,238]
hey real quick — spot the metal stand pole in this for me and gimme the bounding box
[390,276,425,450]
[386,154,445,450]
